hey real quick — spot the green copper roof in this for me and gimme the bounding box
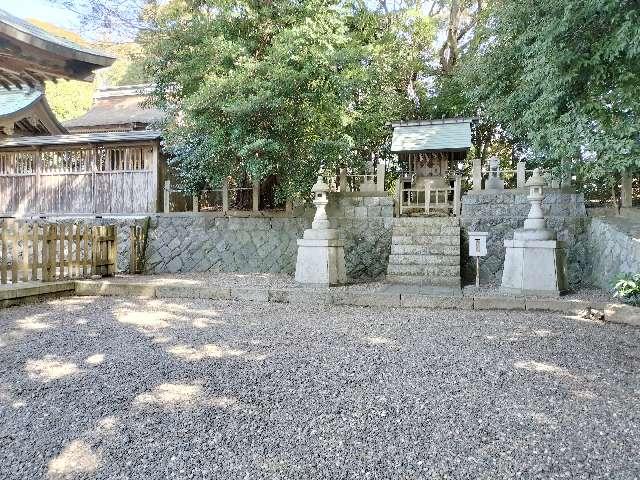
[0,87,42,119]
[0,8,112,60]
[391,118,474,152]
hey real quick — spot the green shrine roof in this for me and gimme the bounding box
[0,87,42,118]
[390,118,474,152]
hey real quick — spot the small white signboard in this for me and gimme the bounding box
[468,232,488,257]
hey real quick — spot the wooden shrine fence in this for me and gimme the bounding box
[0,220,117,284]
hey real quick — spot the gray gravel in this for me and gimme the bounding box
[0,297,639,479]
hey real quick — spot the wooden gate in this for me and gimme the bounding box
[0,220,117,284]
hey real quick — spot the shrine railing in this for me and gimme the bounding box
[398,177,462,217]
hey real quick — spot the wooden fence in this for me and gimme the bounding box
[0,220,117,284]
[0,143,159,215]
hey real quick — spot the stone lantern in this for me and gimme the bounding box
[295,175,347,286]
[501,168,568,295]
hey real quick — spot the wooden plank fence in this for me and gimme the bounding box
[0,220,117,284]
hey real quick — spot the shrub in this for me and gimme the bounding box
[612,273,640,306]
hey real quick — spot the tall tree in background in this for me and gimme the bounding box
[463,0,640,195]
[141,0,436,199]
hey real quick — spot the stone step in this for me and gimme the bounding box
[390,244,460,256]
[392,225,460,236]
[387,264,460,276]
[392,217,459,226]
[391,235,461,246]
[386,274,461,287]
[387,254,460,266]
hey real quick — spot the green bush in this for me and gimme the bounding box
[612,273,640,306]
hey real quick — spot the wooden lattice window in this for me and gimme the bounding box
[97,146,147,172]
[0,151,35,175]
[42,149,91,173]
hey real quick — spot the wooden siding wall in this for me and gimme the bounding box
[0,142,160,215]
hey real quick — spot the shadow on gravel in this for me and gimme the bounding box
[0,296,638,479]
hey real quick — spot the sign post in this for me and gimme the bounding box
[468,232,488,288]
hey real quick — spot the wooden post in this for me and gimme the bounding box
[395,178,402,217]
[222,177,229,214]
[82,225,89,277]
[163,179,171,213]
[22,223,29,282]
[9,220,18,284]
[425,181,431,214]
[516,161,526,189]
[107,225,117,276]
[0,219,6,284]
[252,180,260,212]
[453,175,462,217]
[376,162,385,192]
[621,169,633,208]
[339,168,348,192]
[91,225,98,276]
[74,225,81,278]
[31,224,38,281]
[34,148,42,214]
[58,223,65,279]
[129,225,138,274]
[472,158,482,191]
[47,224,57,281]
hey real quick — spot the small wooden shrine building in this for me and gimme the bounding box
[391,118,474,216]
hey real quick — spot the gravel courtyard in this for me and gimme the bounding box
[1,297,639,479]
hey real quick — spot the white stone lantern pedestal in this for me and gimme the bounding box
[501,168,568,295]
[295,176,347,286]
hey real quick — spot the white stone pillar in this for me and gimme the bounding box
[472,158,482,191]
[376,162,385,192]
[453,175,462,216]
[516,161,526,189]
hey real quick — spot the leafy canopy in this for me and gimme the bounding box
[141,0,435,198]
[462,0,640,181]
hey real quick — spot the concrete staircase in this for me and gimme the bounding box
[386,217,461,287]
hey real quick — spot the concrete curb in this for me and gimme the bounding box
[70,280,619,321]
[3,279,633,327]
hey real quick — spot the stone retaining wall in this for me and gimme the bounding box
[586,217,640,288]
[460,191,589,287]
[145,194,394,280]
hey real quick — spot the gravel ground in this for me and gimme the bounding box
[1,296,639,479]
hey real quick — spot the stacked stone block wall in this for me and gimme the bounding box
[586,217,640,289]
[460,191,590,287]
[143,194,394,279]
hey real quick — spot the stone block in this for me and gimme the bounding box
[401,294,473,309]
[269,289,333,304]
[332,292,400,307]
[604,303,640,326]
[354,206,368,218]
[231,288,269,302]
[474,296,525,310]
[76,281,156,298]
[526,298,590,315]
[367,206,382,217]
[364,197,381,207]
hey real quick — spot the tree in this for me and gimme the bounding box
[141,0,436,199]
[463,0,640,190]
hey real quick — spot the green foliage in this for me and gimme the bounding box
[462,0,640,184]
[44,79,94,121]
[612,272,640,306]
[141,0,435,198]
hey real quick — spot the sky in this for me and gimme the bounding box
[2,0,81,29]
